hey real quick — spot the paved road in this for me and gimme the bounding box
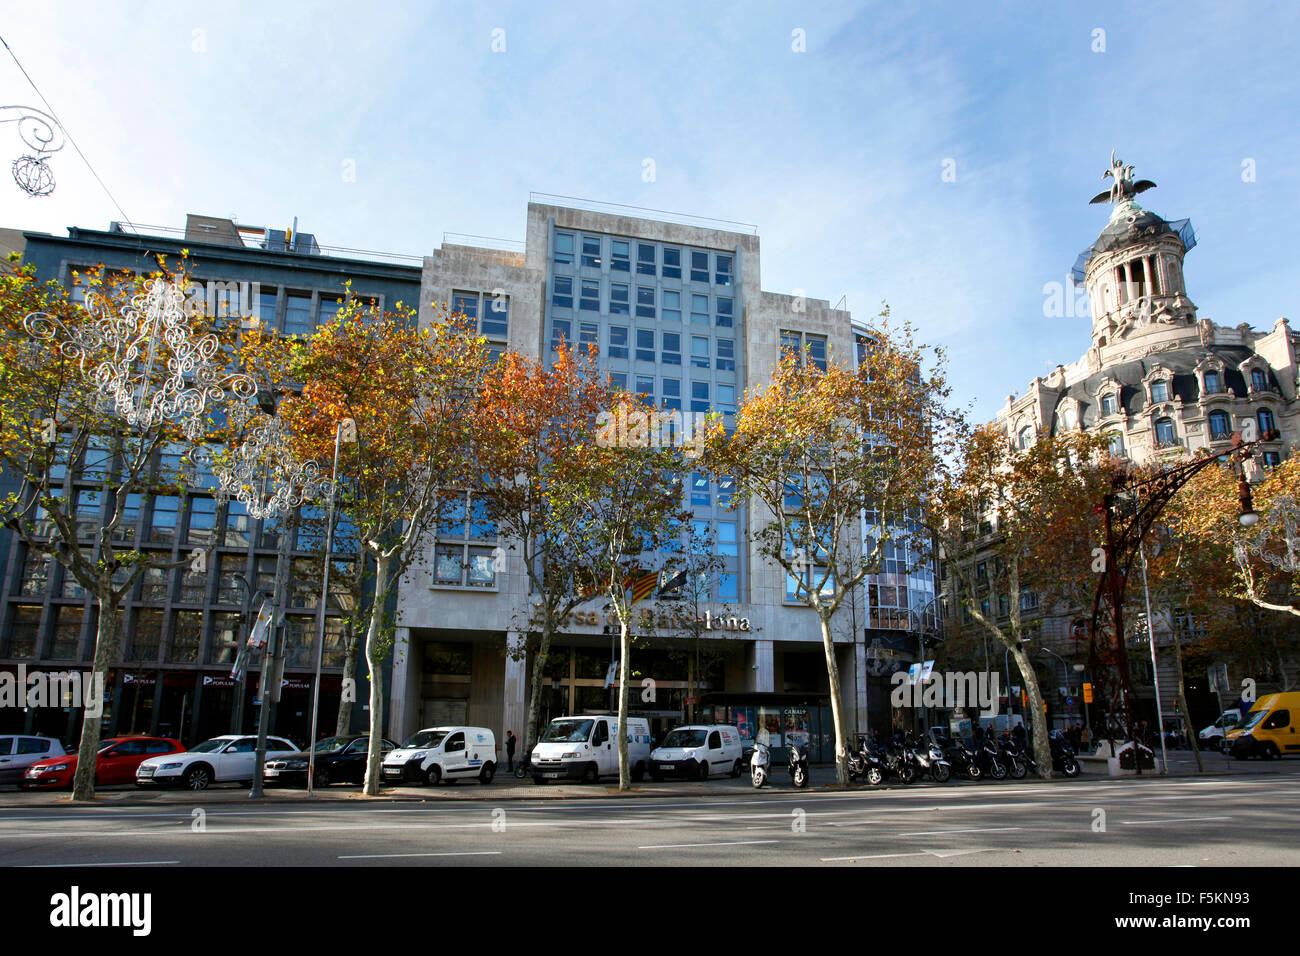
[0,772,1296,866]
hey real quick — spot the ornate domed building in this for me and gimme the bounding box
[998,155,1297,470]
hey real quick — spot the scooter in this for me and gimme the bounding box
[909,732,952,783]
[789,741,810,788]
[751,741,771,789]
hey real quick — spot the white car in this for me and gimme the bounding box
[136,734,299,791]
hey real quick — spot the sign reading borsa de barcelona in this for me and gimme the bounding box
[530,603,751,632]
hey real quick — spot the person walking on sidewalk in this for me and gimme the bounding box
[506,730,517,773]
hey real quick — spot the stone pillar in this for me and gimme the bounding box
[387,626,415,744]
[853,642,869,740]
[749,640,774,692]
[503,630,527,747]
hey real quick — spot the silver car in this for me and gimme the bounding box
[0,735,67,784]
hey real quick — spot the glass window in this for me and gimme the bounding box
[550,319,571,351]
[611,240,630,272]
[691,381,709,412]
[1100,394,1118,416]
[608,325,629,360]
[718,573,738,601]
[187,497,217,544]
[637,243,656,276]
[284,294,312,335]
[318,295,341,328]
[636,329,655,362]
[1107,432,1125,457]
[1150,380,1168,403]
[610,283,630,315]
[636,286,655,318]
[1259,408,1276,434]
[581,236,602,269]
[579,280,600,311]
[1208,410,1231,439]
[150,495,180,543]
[717,338,736,372]
[482,292,509,339]
[257,289,279,329]
[663,248,681,279]
[806,335,827,371]
[662,290,681,322]
[452,291,479,321]
[691,335,710,369]
[610,371,628,391]
[691,251,709,283]
[692,473,710,506]
[662,332,681,365]
[716,255,733,286]
[636,375,655,401]
[662,377,681,411]
[1264,451,1281,468]
[1252,368,1267,391]
[1204,371,1222,394]
[717,384,735,413]
[579,322,599,354]
[718,521,738,556]
[552,276,573,310]
[716,296,733,327]
[554,232,575,266]
[1154,418,1176,446]
[691,294,709,325]
[224,500,249,547]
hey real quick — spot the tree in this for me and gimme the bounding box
[933,426,1118,778]
[707,315,961,787]
[0,261,252,800]
[273,302,490,794]
[547,393,693,790]
[473,343,623,754]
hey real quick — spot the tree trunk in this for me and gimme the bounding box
[71,592,118,802]
[334,624,358,736]
[524,620,556,754]
[361,556,391,796]
[617,616,630,791]
[1170,627,1202,772]
[1009,643,1053,779]
[817,614,849,788]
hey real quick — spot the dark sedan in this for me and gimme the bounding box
[263,735,397,787]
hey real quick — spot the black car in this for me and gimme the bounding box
[263,735,397,787]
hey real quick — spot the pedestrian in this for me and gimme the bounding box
[505,729,517,773]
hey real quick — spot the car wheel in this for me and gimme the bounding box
[314,766,330,788]
[730,759,742,778]
[932,763,952,784]
[697,762,709,782]
[867,766,884,786]
[582,763,599,784]
[479,763,495,785]
[183,766,211,791]
[1262,742,1279,761]
[425,765,441,786]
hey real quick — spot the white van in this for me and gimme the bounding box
[1198,708,1242,751]
[531,715,650,784]
[649,725,744,781]
[381,726,497,786]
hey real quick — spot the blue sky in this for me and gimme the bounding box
[3,1,1298,422]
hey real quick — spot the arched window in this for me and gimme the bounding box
[1258,408,1276,435]
[1100,394,1118,417]
[1150,380,1169,403]
[1154,418,1177,447]
[1251,368,1268,391]
[1203,371,1222,394]
[1208,410,1231,440]
[1018,426,1034,450]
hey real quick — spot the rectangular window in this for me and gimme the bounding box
[318,295,341,328]
[608,325,629,359]
[636,329,656,363]
[186,497,217,545]
[807,335,827,371]
[691,335,710,369]
[551,276,573,309]
[554,232,575,266]
[578,322,599,354]
[609,283,630,315]
[662,331,682,366]
[717,383,735,413]
[1151,380,1168,402]
[452,291,479,321]
[692,473,710,506]
[257,289,279,329]
[663,248,681,279]
[716,296,734,327]
[717,572,738,601]
[50,606,83,660]
[610,371,628,391]
[579,280,600,311]
[718,520,738,556]
[690,251,709,283]
[716,255,733,286]
[114,492,142,542]
[663,377,681,411]
[717,338,736,372]
[610,240,630,272]
[691,294,710,325]
[582,236,602,269]
[482,292,509,339]
[149,495,179,544]
[550,318,571,351]
[662,290,681,322]
[636,286,655,318]
[637,243,656,276]
[170,611,201,663]
[224,500,249,547]
[284,293,312,335]
[692,381,709,412]
[636,375,655,402]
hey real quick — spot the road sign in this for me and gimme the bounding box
[1083,683,1093,703]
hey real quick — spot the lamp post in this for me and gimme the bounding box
[306,417,354,795]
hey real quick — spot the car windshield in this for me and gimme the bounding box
[403,730,448,749]
[311,737,353,754]
[661,729,708,748]
[97,739,124,754]
[189,739,229,753]
[1238,708,1269,732]
[541,719,594,743]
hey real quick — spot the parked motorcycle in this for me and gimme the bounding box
[788,741,810,788]
[974,734,1008,780]
[851,737,891,786]
[1050,731,1082,777]
[996,735,1028,779]
[907,732,952,783]
[751,740,771,789]
[939,736,983,781]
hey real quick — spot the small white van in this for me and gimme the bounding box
[531,715,650,784]
[381,726,497,786]
[649,725,744,781]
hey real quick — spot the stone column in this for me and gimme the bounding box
[387,626,415,744]
[748,640,774,692]
[503,630,527,747]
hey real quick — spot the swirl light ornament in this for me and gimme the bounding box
[1,106,64,196]
[214,403,333,520]
[23,277,258,441]
[1245,494,1300,572]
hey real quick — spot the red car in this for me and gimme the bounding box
[20,736,185,789]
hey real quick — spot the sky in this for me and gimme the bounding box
[3,0,1298,423]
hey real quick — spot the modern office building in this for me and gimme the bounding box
[392,198,941,758]
[0,215,422,746]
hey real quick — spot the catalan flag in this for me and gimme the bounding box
[628,569,660,605]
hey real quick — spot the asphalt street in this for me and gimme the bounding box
[0,770,1296,867]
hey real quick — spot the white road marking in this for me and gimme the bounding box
[1120,816,1233,826]
[638,840,779,849]
[338,851,501,859]
[20,860,180,867]
[898,827,1022,836]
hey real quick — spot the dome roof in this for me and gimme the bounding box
[1092,203,1176,255]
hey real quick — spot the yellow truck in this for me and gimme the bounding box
[1226,692,1300,760]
